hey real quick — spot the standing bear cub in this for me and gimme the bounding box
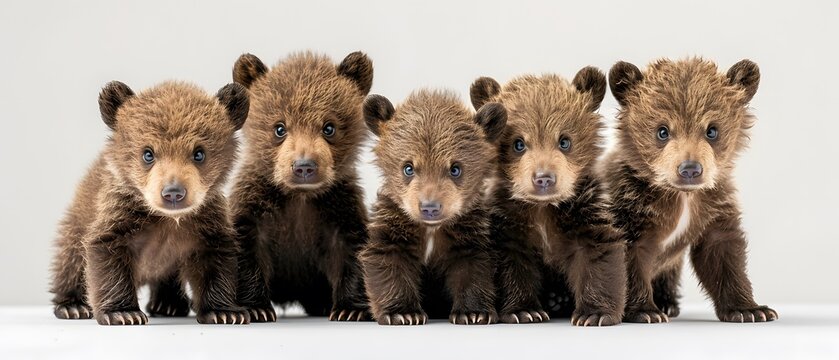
[50,81,251,325]
[230,51,373,322]
[606,58,777,323]
[360,90,506,325]
[471,68,627,326]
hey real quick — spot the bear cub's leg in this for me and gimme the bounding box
[146,271,191,317]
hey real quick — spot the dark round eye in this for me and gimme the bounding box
[403,164,415,177]
[513,138,526,153]
[142,149,155,164]
[559,137,571,151]
[275,123,287,138]
[193,150,205,163]
[657,126,670,141]
[706,126,718,140]
[322,122,336,137]
[450,164,462,178]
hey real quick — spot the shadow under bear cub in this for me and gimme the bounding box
[360,90,506,325]
[471,68,627,326]
[50,81,250,325]
[229,51,373,322]
[605,58,777,323]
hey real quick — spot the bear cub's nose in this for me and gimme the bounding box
[420,201,442,220]
[293,159,319,179]
[162,184,187,203]
[532,171,556,190]
[678,161,703,179]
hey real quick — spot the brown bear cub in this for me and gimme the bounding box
[471,69,627,326]
[360,90,506,325]
[49,81,251,325]
[229,52,373,322]
[606,58,777,323]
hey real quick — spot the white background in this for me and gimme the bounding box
[0,0,837,308]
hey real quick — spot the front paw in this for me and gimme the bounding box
[54,303,93,320]
[571,311,620,326]
[450,310,497,325]
[659,303,680,318]
[245,305,277,323]
[500,310,549,324]
[146,295,190,317]
[96,310,148,325]
[624,308,669,324]
[719,305,778,323]
[377,312,427,325]
[196,309,250,325]
[329,307,370,321]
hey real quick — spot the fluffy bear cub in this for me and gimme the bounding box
[606,58,777,323]
[50,81,251,325]
[360,90,506,325]
[229,52,373,322]
[471,68,627,326]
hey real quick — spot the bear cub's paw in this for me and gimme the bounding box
[378,312,428,325]
[54,303,93,320]
[246,305,277,323]
[719,306,778,323]
[450,310,498,325]
[196,309,250,325]
[329,307,370,322]
[571,311,621,327]
[658,303,680,318]
[500,310,550,324]
[96,310,148,325]
[146,293,190,317]
[624,308,669,324]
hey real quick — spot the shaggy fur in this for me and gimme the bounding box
[230,51,372,322]
[605,58,777,323]
[360,90,505,325]
[471,68,626,326]
[50,81,250,325]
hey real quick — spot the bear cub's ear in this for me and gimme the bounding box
[608,61,644,107]
[363,94,394,136]
[474,102,507,142]
[337,51,374,96]
[469,76,502,110]
[233,53,268,89]
[572,66,607,112]
[727,59,760,104]
[216,83,250,131]
[99,81,135,130]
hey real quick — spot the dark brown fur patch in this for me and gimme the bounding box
[232,53,268,89]
[98,81,135,130]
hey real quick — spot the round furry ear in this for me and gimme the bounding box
[469,76,501,111]
[572,66,607,111]
[474,102,507,142]
[98,81,135,130]
[609,61,643,107]
[337,51,374,95]
[216,83,250,130]
[727,59,760,104]
[363,94,394,136]
[233,53,268,89]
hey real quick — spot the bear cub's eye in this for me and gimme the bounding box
[657,126,670,141]
[193,150,205,163]
[513,138,526,153]
[559,137,571,151]
[706,126,718,140]
[449,164,462,178]
[403,163,415,177]
[142,149,155,164]
[275,123,287,138]
[322,122,336,137]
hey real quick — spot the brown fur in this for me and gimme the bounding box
[360,90,506,325]
[50,81,251,325]
[605,58,777,323]
[230,51,372,322]
[471,69,627,326]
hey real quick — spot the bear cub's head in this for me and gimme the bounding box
[470,67,607,203]
[233,52,373,193]
[99,81,248,217]
[364,90,506,225]
[609,58,759,191]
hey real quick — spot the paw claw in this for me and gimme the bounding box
[379,312,427,326]
[197,309,250,325]
[96,310,148,326]
[501,309,548,324]
[54,303,94,320]
[624,309,668,324]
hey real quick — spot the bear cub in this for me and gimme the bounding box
[360,90,506,325]
[606,58,777,323]
[471,68,627,326]
[230,51,373,322]
[50,81,251,325]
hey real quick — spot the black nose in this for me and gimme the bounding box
[292,159,318,179]
[420,201,442,220]
[678,161,703,179]
[161,184,187,203]
[532,172,556,189]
